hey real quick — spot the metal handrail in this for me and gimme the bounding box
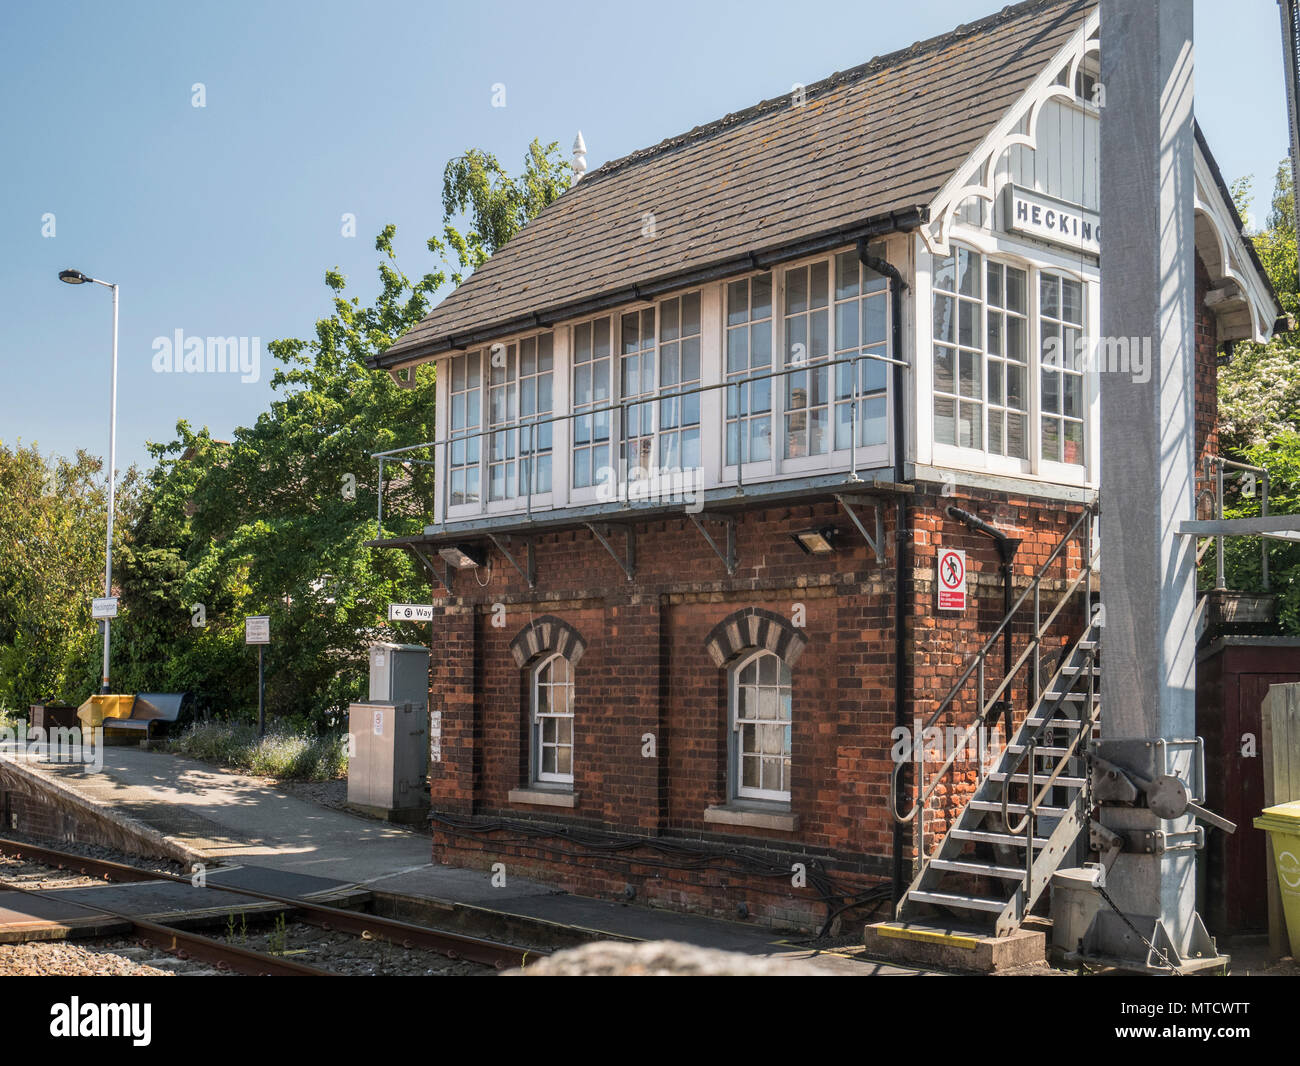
[1000,643,1100,836]
[1196,454,1271,592]
[370,348,908,538]
[892,503,1098,826]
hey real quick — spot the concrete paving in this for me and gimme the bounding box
[0,744,931,974]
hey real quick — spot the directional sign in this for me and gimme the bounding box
[91,597,119,620]
[389,603,434,622]
[937,548,967,611]
[245,615,271,645]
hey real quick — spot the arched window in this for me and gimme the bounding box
[730,649,793,802]
[532,652,574,786]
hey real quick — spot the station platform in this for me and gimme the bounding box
[0,744,930,975]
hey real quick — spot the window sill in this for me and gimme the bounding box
[704,803,798,832]
[508,787,577,808]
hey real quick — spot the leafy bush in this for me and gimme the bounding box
[166,721,347,781]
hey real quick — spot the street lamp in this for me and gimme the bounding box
[59,268,119,694]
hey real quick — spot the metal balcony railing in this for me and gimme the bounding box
[1196,454,1271,591]
[370,348,909,538]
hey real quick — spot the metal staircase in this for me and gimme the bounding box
[894,502,1100,936]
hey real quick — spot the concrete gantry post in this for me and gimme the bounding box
[1095,0,1226,972]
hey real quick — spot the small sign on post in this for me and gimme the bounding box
[245,616,270,737]
[92,597,119,619]
[245,616,271,644]
[937,548,967,611]
[388,604,434,622]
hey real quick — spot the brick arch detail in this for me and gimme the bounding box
[509,615,588,669]
[704,607,807,669]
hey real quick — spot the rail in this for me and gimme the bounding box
[892,499,1099,826]
[371,348,909,538]
[1196,455,1271,591]
[0,836,540,971]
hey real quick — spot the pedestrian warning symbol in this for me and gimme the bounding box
[937,548,966,611]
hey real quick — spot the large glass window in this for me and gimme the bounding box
[731,650,792,803]
[782,261,831,459]
[447,351,482,506]
[487,344,518,501]
[985,261,1029,459]
[725,274,774,466]
[572,317,611,490]
[1039,273,1085,465]
[656,293,702,471]
[833,251,889,450]
[932,246,984,450]
[532,653,574,786]
[620,309,657,478]
[487,334,554,500]
[931,247,1062,465]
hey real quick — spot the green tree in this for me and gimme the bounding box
[111,140,572,726]
[1211,160,1300,627]
[440,138,571,266]
[0,441,139,709]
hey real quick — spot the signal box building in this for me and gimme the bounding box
[369,0,1281,933]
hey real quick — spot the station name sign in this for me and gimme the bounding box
[1005,185,1100,256]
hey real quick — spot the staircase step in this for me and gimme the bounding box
[907,890,1006,914]
[1042,691,1094,702]
[968,800,1069,818]
[986,771,1086,787]
[950,828,1053,847]
[1005,744,1076,757]
[929,858,1027,880]
[1060,664,1101,675]
[1024,716,1088,729]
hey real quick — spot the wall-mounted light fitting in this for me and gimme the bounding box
[438,543,488,569]
[791,526,838,555]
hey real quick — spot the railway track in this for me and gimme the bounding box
[0,837,546,976]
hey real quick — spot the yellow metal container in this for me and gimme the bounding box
[1254,799,1300,959]
[76,694,136,731]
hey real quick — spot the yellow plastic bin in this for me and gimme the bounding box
[1254,799,1300,960]
[76,694,136,732]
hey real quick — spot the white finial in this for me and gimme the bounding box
[572,130,587,182]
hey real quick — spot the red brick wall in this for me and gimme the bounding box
[423,483,1092,932]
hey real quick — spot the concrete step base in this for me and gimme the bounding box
[862,919,1047,973]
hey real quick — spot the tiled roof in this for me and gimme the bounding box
[373,0,1093,369]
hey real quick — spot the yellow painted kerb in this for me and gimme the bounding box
[875,924,979,950]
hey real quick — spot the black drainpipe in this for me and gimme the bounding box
[858,239,910,903]
[944,505,1021,733]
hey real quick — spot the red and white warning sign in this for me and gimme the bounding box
[937,548,967,611]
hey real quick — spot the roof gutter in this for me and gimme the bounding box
[368,205,930,370]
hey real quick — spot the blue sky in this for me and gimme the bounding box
[0,0,1288,475]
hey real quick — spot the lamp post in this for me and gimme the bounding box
[58,268,119,694]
